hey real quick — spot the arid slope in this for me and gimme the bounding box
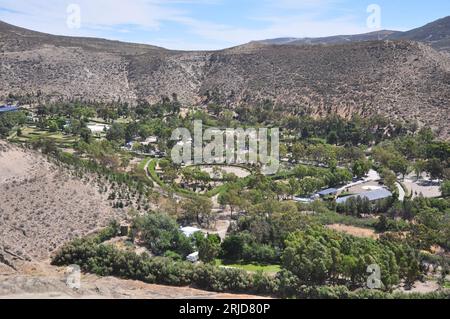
[0,20,449,137]
[0,141,125,262]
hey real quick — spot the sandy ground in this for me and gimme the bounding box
[395,278,441,295]
[0,262,266,299]
[199,165,251,179]
[403,173,441,199]
[326,224,379,239]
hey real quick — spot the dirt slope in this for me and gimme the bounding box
[0,261,266,299]
[0,141,125,262]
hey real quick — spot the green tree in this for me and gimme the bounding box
[426,158,444,180]
[389,156,409,180]
[131,213,193,257]
[413,160,426,180]
[106,123,126,143]
[327,131,338,145]
[218,187,241,219]
[182,196,214,227]
[198,234,221,263]
[352,159,371,178]
[380,168,397,190]
[441,180,450,197]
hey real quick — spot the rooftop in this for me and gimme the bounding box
[0,106,19,113]
[336,188,393,204]
[316,188,338,196]
[180,226,202,237]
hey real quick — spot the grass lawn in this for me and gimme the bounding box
[216,260,281,274]
[11,126,78,147]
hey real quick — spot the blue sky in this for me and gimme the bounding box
[0,0,448,50]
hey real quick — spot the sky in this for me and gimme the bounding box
[0,0,448,50]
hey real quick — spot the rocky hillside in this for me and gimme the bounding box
[258,30,401,46]
[0,19,449,137]
[258,16,450,52]
[390,16,450,52]
[0,141,125,264]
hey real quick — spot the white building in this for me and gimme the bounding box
[141,136,158,146]
[180,226,202,238]
[187,252,199,263]
[87,123,109,134]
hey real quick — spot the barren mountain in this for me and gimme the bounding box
[258,16,450,52]
[258,30,401,46]
[389,16,450,52]
[0,19,449,137]
[0,141,125,264]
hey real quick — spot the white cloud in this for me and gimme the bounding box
[0,0,369,50]
[0,0,185,34]
[177,13,368,48]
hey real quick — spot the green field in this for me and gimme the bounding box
[10,126,78,147]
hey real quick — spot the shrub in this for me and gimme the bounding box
[131,213,193,257]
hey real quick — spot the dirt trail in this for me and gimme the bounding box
[0,262,267,299]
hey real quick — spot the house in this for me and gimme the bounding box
[315,188,338,198]
[180,226,202,238]
[87,123,109,134]
[187,252,199,263]
[336,188,393,205]
[141,136,158,146]
[294,197,314,203]
[0,105,19,113]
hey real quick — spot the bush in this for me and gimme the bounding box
[131,213,193,257]
[282,225,420,288]
[51,225,443,299]
[221,232,280,264]
[441,180,450,197]
[192,264,252,292]
[198,234,221,263]
[96,220,120,243]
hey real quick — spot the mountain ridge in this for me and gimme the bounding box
[0,18,449,137]
[254,16,450,52]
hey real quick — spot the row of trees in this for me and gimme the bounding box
[52,217,427,295]
[282,225,420,288]
[373,130,450,181]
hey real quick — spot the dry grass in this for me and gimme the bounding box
[326,224,379,240]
